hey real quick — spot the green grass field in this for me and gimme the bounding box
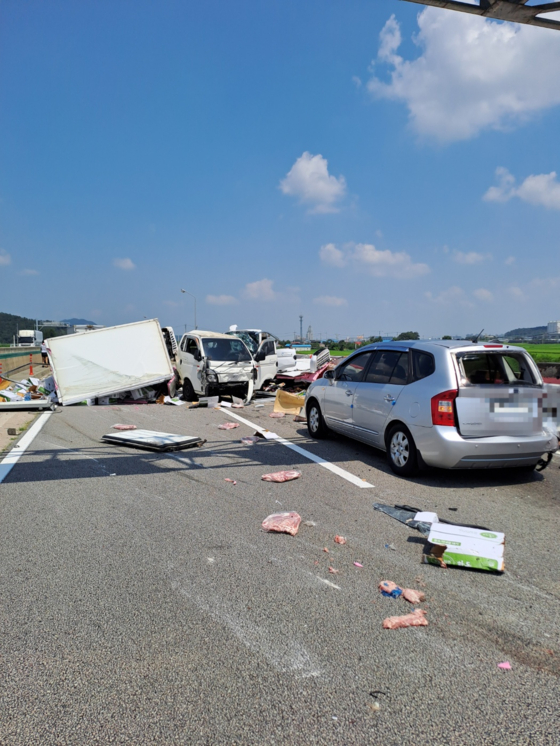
[306,344,560,363]
[515,344,560,363]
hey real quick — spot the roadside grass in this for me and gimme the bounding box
[516,344,560,363]
[302,344,560,363]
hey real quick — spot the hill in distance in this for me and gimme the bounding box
[61,318,97,325]
[504,326,547,339]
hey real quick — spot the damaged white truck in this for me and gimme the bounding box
[177,330,256,402]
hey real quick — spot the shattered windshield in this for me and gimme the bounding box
[226,331,259,355]
[456,352,538,386]
[201,338,252,362]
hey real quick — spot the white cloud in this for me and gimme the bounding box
[453,250,490,265]
[425,285,473,307]
[313,295,348,307]
[243,278,277,301]
[505,256,516,266]
[473,288,493,302]
[113,257,136,270]
[206,294,238,305]
[20,269,39,276]
[352,242,430,279]
[280,152,347,213]
[319,241,429,279]
[0,249,11,266]
[367,10,560,142]
[508,286,526,301]
[319,242,347,267]
[484,167,560,210]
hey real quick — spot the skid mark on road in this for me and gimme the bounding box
[167,565,322,678]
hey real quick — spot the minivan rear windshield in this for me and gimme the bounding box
[201,338,252,362]
[455,352,538,386]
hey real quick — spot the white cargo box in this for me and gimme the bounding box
[47,319,174,406]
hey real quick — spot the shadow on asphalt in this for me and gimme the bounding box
[290,425,546,489]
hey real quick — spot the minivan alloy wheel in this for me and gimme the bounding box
[390,431,410,467]
[309,406,320,432]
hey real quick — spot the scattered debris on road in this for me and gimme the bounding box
[218,422,240,430]
[261,511,302,535]
[269,411,285,418]
[224,478,237,485]
[334,535,346,545]
[111,424,137,430]
[261,470,301,482]
[241,435,261,445]
[382,609,428,630]
[424,520,505,572]
[379,581,403,598]
[498,662,512,670]
[101,429,206,452]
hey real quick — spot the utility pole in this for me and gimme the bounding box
[299,315,303,342]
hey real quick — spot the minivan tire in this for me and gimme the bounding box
[386,424,418,477]
[307,399,328,439]
[181,378,198,402]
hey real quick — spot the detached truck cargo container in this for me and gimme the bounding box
[46,319,174,406]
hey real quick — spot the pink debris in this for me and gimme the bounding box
[354,562,364,568]
[218,422,239,430]
[498,661,512,670]
[269,412,285,418]
[261,470,301,483]
[232,404,244,408]
[112,424,137,431]
[323,547,329,553]
[328,567,339,574]
[379,580,400,594]
[262,511,302,536]
[334,535,346,545]
[402,588,426,605]
[224,478,237,485]
[383,609,428,630]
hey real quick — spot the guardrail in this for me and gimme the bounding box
[0,348,42,380]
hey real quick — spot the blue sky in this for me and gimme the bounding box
[1,0,560,339]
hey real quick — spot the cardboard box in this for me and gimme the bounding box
[424,522,505,572]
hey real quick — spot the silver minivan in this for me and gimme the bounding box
[305,340,558,476]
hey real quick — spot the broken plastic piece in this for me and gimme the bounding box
[498,661,512,670]
[111,424,138,431]
[382,609,428,630]
[218,422,240,430]
[334,535,346,545]
[261,470,301,482]
[261,511,301,536]
[354,562,364,568]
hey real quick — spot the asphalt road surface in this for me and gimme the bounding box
[1,402,559,745]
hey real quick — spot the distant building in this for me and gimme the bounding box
[547,321,560,335]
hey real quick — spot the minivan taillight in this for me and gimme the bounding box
[431,389,458,427]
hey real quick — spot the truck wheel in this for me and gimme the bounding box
[386,424,418,477]
[307,399,328,439]
[182,378,198,402]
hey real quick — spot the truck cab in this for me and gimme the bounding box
[225,327,279,390]
[17,330,43,347]
[177,330,256,401]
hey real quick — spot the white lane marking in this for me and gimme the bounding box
[0,412,53,484]
[219,408,374,489]
[317,577,341,590]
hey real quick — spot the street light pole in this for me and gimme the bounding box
[180,289,197,329]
